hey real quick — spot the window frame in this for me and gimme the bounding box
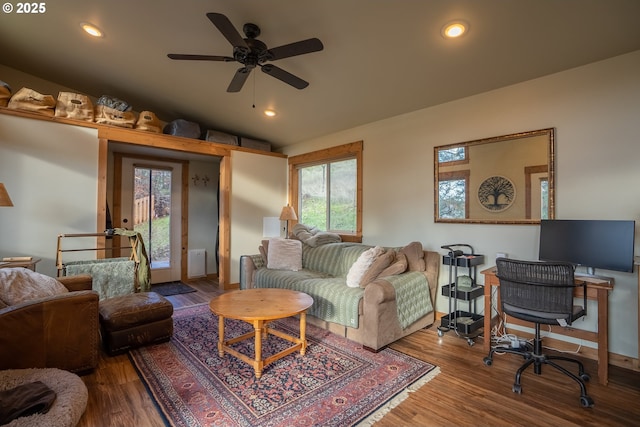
[288,141,363,242]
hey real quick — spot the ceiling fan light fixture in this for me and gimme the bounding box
[81,22,104,38]
[264,109,277,117]
[442,21,468,39]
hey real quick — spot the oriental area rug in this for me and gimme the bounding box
[130,304,439,427]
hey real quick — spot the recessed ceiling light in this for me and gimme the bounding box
[441,21,468,39]
[264,109,277,117]
[81,22,104,38]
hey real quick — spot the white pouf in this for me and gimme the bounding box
[0,368,88,427]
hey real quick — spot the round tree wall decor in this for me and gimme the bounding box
[477,175,516,212]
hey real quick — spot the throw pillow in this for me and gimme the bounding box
[400,241,426,272]
[267,238,303,271]
[259,239,269,264]
[0,268,69,306]
[379,251,408,277]
[359,249,395,288]
[346,246,385,288]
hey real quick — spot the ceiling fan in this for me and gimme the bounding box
[167,12,324,93]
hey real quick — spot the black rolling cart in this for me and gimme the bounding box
[437,244,485,346]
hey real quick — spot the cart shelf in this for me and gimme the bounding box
[438,244,485,346]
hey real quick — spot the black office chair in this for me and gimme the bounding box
[483,258,594,408]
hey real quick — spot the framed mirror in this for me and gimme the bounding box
[434,128,555,224]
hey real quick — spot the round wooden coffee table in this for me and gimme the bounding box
[209,288,313,378]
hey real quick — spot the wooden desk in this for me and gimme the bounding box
[635,256,640,371]
[481,266,613,385]
[0,257,41,271]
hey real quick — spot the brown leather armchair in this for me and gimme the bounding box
[0,274,99,374]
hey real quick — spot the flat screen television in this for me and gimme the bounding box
[538,219,636,275]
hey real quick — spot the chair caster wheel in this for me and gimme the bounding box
[483,357,492,366]
[437,329,444,337]
[467,338,475,346]
[512,384,522,394]
[580,395,594,408]
[580,373,591,382]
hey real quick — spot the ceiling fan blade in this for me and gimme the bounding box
[207,12,248,49]
[167,54,234,61]
[260,64,309,89]
[227,67,252,92]
[267,38,323,61]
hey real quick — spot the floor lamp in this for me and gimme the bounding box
[279,205,297,238]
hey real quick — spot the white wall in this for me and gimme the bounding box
[230,151,288,283]
[188,159,220,275]
[283,50,640,358]
[0,115,99,276]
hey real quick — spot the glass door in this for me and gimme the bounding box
[121,158,181,284]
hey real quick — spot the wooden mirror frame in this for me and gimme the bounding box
[434,128,555,224]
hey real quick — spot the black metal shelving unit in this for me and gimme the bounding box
[437,244,485,346]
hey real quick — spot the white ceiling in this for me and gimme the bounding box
[1,0,639,150]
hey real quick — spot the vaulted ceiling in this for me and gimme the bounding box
[1,0,639,149]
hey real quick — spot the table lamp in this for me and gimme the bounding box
[0,183,13,207]
[279,204,297,238]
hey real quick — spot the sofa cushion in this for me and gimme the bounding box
[346,246,385,288]
[304,243,360,277]
[379,251,408,277]
[255,275,364,328]
[254,268,330,289]
[267,238,302,271]
[0,268,68,306]
[400,241,426,272]
[359,249,395,288]
[339,245,372,276]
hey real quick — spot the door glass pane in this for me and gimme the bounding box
[134,167,172,269]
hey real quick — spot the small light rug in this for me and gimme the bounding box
[151,281,197,297]
[130,303,439,427]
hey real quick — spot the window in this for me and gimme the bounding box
[438,170,469,219]
[438,146,467,163]
[288,141,362,241]
[437,144,470,220]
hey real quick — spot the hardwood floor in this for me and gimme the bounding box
[77,280,640,427]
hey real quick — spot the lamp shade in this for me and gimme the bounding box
[279,204,298,221]
[0,183,13,207]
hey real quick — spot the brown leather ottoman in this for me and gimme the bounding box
[99,292,173,355]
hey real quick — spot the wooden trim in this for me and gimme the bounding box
[524,164,547,219]
[180,163,189,283]
[218,155,231,289]
[96,138,108,259]
[112,153,124,258]
[288,140,362,165]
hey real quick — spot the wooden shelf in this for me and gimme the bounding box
[0,106,286,158]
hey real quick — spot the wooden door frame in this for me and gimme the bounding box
[96,128,232,289]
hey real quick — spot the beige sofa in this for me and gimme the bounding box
[240,241,439,351]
